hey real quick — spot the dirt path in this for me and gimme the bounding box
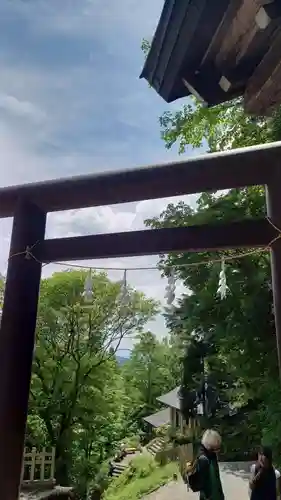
[143,462,251,500]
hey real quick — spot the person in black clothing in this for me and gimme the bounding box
[187,429,224,500]
[249,446,279,500]
[108,461,114,477]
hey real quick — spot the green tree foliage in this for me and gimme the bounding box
[148,189,275,372]
[122,332,181,434]
[141,38,281,153]
[30,270,158,490]
[146,187,277,451]
[142,74,281,453]
[159,97,272,153]
[141,38,151,57]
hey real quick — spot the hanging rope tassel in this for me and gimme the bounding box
[165,268,176,306]
[217,257,229,300]
[119,269,130,306]
[83,269,93,302]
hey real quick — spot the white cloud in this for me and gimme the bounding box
[47,206,136,238]
[0,195,196,349]
[23,0,163,44]
[135,194,198,225]
[0,122,103,185]
[0,94,46,123]
[0,0,202,350]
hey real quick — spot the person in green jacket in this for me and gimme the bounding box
[196,429,224,500]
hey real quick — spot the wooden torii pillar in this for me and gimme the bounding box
[0,141,281,499]
[266,168,281,373]
[0,202,46,500]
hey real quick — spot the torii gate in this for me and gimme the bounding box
[1,141,281,499]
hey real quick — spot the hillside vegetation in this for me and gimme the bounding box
[103,455,178,500]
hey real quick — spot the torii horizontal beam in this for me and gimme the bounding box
[0,141,280,217]
[41,219,277,262]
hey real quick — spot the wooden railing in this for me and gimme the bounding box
[21,447,56,483]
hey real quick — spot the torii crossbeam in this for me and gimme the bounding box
[1,141,281,499]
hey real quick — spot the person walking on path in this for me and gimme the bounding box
[187,429,224,500]
[249,445,280,500]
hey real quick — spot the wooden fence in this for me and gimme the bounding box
[21,447,56,483]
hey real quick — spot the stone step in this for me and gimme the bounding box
[113,464,127,471]
[146,438,165,456]
[111,461,128,478]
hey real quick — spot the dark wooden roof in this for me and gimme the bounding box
[143,408,170,427]
[141,0,281,115]
[156,387,181,410]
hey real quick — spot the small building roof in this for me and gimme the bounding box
[143,408,170,428]
[156,386,181,410]
[140,0,281,115]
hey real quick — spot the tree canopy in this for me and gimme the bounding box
[122,331,181,432]
[143,76,281,454]
[28,269,159,491]
[20,268,184,498]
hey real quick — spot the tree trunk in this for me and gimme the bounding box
[55,438,72,486]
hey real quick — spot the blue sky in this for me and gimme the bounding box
[0,0,199,348]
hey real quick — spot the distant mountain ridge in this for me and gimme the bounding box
[116,355,129,365]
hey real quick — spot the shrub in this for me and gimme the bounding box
[123,435,141,449]
[103,453,178,500]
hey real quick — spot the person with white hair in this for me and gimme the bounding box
[186,429,224,500]
[202,429,222,451]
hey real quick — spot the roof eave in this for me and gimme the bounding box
[140,0,232,105]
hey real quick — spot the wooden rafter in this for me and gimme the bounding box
[216,0,259,68]
[244,27,281,115]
